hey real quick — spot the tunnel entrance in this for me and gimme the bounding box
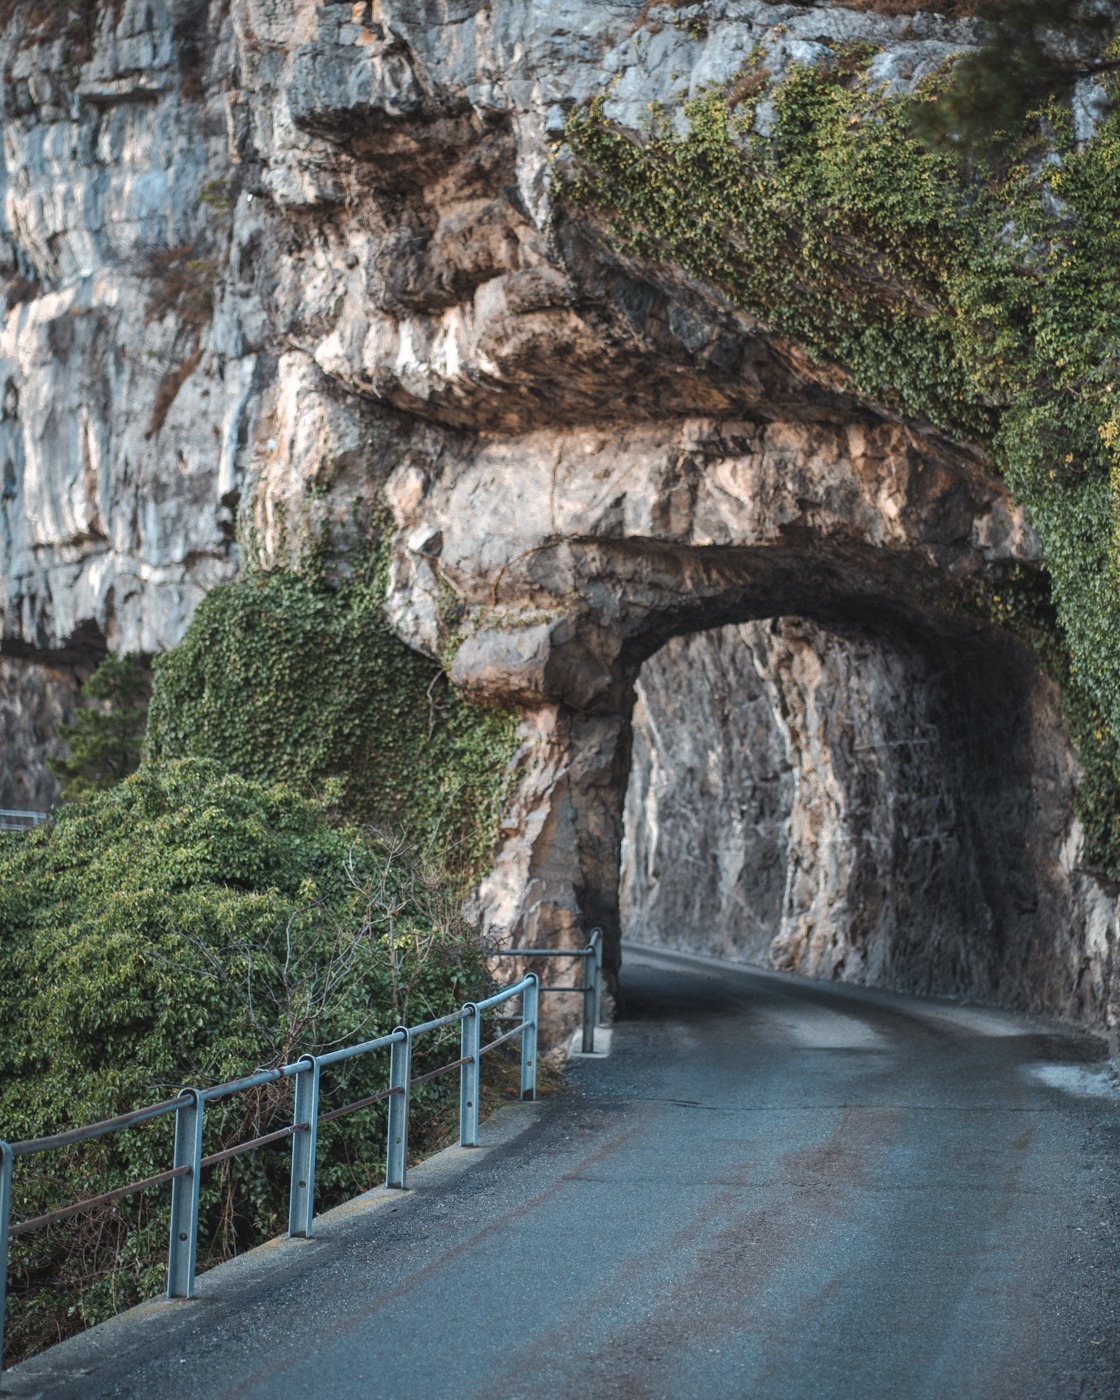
[403,411,1120,1036]
[617,615,1109,1018]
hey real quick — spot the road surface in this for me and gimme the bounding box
[8,944,1120,1399]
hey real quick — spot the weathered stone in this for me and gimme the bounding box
[622,622,1117,1027]
[0,0,1116,1041]
[0,656,77,810]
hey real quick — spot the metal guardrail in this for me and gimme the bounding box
[0,810,47,834]
[0,973,540,1374]
[493,928,603,1053]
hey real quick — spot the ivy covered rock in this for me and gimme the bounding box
[560,53,1120,865]
[144,568,519,877]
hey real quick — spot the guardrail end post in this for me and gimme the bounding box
[167,1090,204,1301]
[521,975,539,1102]
[591,928,603,1030]
[460,1006,481,1148]
[1,1140,12,1377]
[385,1029,412,1189]
[581,942,597,1055]
[288,1055,321,1239]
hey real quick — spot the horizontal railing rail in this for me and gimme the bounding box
[0,810,48,834]
[493,927,603,1053]
[0,973,539,1374]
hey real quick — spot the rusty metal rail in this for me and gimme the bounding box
[7,1166,192,1239]
[0,973,539,1373]
[492,928,603,1052]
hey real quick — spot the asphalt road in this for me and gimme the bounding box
[8,944,1120,1400]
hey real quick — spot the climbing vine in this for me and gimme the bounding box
[145,540,520,882]
[562,45,1120,869]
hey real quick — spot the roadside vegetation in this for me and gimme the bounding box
[1,526,521,1362]
[0,761,495,1361]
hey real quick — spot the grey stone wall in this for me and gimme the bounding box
[0,657,76,809]
[621,620,1117,1021]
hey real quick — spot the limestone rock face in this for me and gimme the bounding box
[0,0,984,665]
[622,623,1116,1024]
[0,0,1116,1035]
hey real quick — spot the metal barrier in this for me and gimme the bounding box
[0,811,47,834]
[493,928,603,1053]
[0,972,539,1374]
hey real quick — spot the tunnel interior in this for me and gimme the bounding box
[616,613,1091,1014]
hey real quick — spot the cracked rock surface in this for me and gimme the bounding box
[622,622,1116,1025]
[0,0,1116,1034]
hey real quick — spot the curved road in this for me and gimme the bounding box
[8,945,1120,1399]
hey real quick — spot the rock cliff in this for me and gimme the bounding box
[1,0,1116,1034]
[622,621,1115,1023]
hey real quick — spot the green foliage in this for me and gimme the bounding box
[0,759,488,1361]
[8,515,517,1360]
[562,50,1120,868]
[199,178,237,214]
[915,0,1119,155]
[48,654,150,800]
[564,80,991,435]
[145,566,519,880]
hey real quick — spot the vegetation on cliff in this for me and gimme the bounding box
[562,38,1120,870]
[144,561,519,880]
[47,654,150,800]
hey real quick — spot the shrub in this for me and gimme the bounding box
[144,568,519,880]
[0,759,488,1362]
[47,653,150,800]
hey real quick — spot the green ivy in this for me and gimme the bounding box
[562,49,1120,869]
[48,653,150,799]
[5,543,519,1360]
[144,563,519,881]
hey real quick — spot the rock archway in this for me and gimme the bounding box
[383,412,1119,1034]
[0,0,1116,1041]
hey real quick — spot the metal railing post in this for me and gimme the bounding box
[590,927,603,1031]
[581,935,600,1053]
[288,1055,321,1239]
[385,1029,412,1189]
[166,1089,204,1300]
[460,1005,481,1148]
[521,975,539,1101]
[1,1140,12,1375]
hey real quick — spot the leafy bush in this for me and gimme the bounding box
[47,653,150,800]
[144,567,519,879]
[7,524,520,1359]
[0,759,489,1362]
